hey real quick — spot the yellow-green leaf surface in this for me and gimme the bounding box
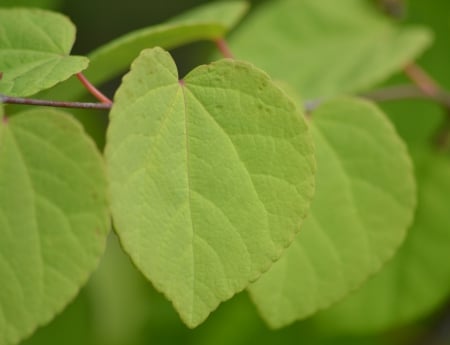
[312,150,450,334]
[44,1,248,101]
[105,47,315,327]
[0,8,88,96]
[229,0,432,98]
[0,108,109,345]
[248,98,416,328]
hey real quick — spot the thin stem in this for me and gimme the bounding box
[215,38,235,59]
[404,63,441,97]
[304,84,450,113]
[361,84,450,108]
[0,94,112,110]
[76,72,113,104]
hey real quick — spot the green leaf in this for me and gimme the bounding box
[0,107,109,345]
[105,47,315,327]
[0,0,61,9]
[43,1,248,101]
[229,0,432,98]
[248,98,416,328]
[0,8,88,97]
[311,150,450,333]
[169,1,248,28]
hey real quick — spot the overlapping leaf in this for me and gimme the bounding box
[311,150,450,333]
[44,1,248,101]
[0,9,88,96]
[248,98,416,328]
[105,47,315,327]
[229,0,432,98]
[0,107,109,345]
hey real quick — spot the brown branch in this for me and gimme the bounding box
[0,94,112,110]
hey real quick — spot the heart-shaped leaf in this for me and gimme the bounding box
[228,0,432,98]
[248,98,416,328]
[105,47,316,327]
[311,149,450,333]
[0,108,109,345]
[0,8,88,96]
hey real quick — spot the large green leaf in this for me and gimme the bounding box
[0,8,88,96]
[105,47,315,327]
[43,1,248,101]
[248,98,416,328]
[229,0,432,98]
[0,108,109,345]
[311,150,450,333]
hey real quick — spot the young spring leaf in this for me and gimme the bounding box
[0,108,109,345]
[0,8,88,97]
[311,150,450,333]
[42,1,248,101]
[228,0,432,98]
[105,47,315,327]
[248,98,416,328]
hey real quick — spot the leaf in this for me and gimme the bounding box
[0,0,61,9]
[311,150,450,334]
[0,8,88,97]
[105,47,316,327]
[0,108,109,345]
[248,98,416,328]
[228,0,432,98]
[43,1,248,101]
[169,1,248,28]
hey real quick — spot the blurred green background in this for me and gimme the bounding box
[1,0,449,344]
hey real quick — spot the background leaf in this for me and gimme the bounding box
[0,0,61,9]
[310,149,450,333]
[228,0,432,98]
[0,8,88,96]
[248,98,416,328]
[0,108,109,345]
[105,47,315,327]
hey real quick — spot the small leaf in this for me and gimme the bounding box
[248,98,416,328]
[311,150,450,333]
[0,8,88,97]
[43,1,248,101]
[105,47,315,327]
[0,108,109,345]
[229,0,432,98]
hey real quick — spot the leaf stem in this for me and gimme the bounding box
[0,94,112,110]
[404,62,450,150]
[76,72,113,105]
[215,38,235,59]
[404,63,441,98]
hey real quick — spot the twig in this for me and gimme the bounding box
[361,84,450,107]
[76,72,113,105]
[215,38,235,59]
[0,94,112,110]
[304,84,450,113]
